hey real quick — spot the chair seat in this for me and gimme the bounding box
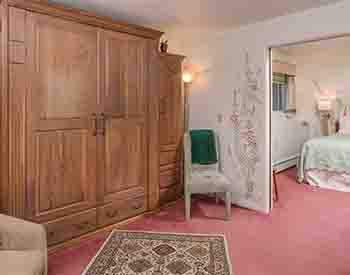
[0,250,45,275]
[190,170,232,193]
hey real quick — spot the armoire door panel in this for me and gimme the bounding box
[100,30,147,118]
[102,118,146,203]
[125,39,147,117]
[159,70,182,147]
[26,12,98,221]
[29,13,98,121]
[101,35,127,117]
[99,30,148,204]
[35,130,90,213]
[28,128,97,222]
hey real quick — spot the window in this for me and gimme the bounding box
[272,73,288,112]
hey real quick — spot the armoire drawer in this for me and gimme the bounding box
[44,209,97,246]
[160,150,179,166]
[160,169,180,188]
[160,184,183,205]
[98,196,146,227]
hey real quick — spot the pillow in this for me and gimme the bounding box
[339,105,350,135]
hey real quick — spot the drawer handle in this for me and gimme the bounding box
[106,210,119,218]
[91,113,97,136]
[75,221,91,231]
[132,203,143,210]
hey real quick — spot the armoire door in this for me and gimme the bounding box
[159,61,183,151]
[158,54,185,204]
[98,30,148,204]
[25,13,99,222]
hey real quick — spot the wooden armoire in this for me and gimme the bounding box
[0,0,185,246]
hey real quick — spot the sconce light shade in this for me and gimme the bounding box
[182,72,193,83]
[318,98,332,111]
[317,90,336,111]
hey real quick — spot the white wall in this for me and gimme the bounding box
[166,0,350,213]
[271,112,309,166]
[271,49,308,167]
[272,48,296,65]
[293,41,350,128]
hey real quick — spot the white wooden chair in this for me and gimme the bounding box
[184,131,233,220]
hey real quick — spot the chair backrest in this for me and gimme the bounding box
[184,130,220,181]
[184,133,192,184]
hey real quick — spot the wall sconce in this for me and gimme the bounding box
[182,72,193,84]
[317,98,332,112]
[317,90,336,113]
[317,90,336,136]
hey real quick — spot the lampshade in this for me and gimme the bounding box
[182,72,193,83]
[317,90,336,111]
[318,98,332,111]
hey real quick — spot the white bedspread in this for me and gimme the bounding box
[298,134,350,192]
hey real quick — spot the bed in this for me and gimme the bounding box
[298,105,350,192]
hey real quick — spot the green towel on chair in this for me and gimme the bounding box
[190,129,218,165]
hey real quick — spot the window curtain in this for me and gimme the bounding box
[272,73,288,112]
[272,73,296,112]
[287,76,296,110]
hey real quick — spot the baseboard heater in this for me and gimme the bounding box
[273,154,299,172]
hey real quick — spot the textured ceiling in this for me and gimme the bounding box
[49,0,341,31]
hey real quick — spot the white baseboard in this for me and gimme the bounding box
[273,155,299,173]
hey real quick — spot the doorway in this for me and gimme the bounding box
[270,35,350,207]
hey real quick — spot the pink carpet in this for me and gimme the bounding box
[49,168,350,275]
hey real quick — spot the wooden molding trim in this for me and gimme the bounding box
[148,40,161,211]
[6,0,164,39]
[1,0,10,214]
[159,52,185,76]
[159,52,186,60]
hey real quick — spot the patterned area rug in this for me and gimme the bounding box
[82,230,232,275]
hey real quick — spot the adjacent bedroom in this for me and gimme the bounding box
[271,35,350,200]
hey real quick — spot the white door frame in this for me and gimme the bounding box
[266,33,350,210]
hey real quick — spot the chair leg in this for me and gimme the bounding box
[273,169,279,202]
[225,192,231,220]
[185,192,191,221]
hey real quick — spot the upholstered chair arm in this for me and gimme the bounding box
[0,214,47,275]
[0,214,47,251]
